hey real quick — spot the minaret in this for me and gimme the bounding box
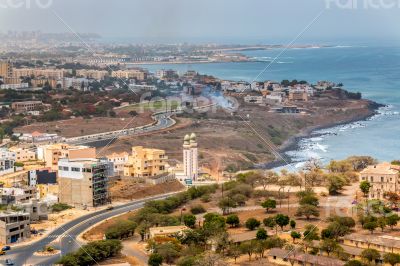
[183,133,198,181]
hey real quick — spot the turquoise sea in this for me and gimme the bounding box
[137,46,400,167]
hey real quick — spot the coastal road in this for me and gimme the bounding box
[2,192,181,266]
[65,104,217,146]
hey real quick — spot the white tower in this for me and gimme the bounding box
[183,133,198,181]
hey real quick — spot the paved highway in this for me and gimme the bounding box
[2,192,180,266]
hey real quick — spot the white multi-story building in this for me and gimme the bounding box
[106,152,129,175]
[183,133,198,182]
[0,149,16,176]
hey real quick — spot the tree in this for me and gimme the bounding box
[326,174,346,195]
[155,242,180,265]
[255,240,269,258]
[377,216,386,232]
[183,214,196,228]
[303,224,320,241]
[363,221,378,234]
[360,181,372,198]
[226,214,240,228]
[344,260,364,266]
[386,214,400,230]
[148,253,163,266]
[105,220,137,240]
[245,218,260,231]
[320,238,341,257]
[383,253,400,266]
[261,198,277,213]
[218,197,237,215]
[227,244,242,264]
[232,194,247,206]
[256,228,268,240]
[297,190,319,207]
[360,248,380,264]
[261,171,279,190]
[290,220,296,229]
[275,214,290,231]
[240,240,257,261]
[263,217,277,234]
[295,204,320,220]
[290,231,301,243]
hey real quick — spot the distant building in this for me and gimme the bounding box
[146,172,176,185]
[12,68,64,80]
[28,169,57,186]
[123,146,168,178]
[183,133,198,182]
[106,152,129,175]
[58,158,112,208]
[9,147,36,162]
[343,233,400,254]
[76,69,109,80]
[18,199,48,221]
[267,248,344,266]
[359,162,400,199]
[149,225,188,239]
[111,69,148,81]
[37,143,96,171]
[0,211,31,244]
[0,149,16,176]
[0,61,13,79]
[16,131,63,144]
[11,101,43,113]
[156,69,178,79]
[288,91,308,101]
[0,187,37,205]
[244,95,264,104]
[0,83,29,90]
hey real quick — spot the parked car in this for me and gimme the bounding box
[0,250,5,256]
[5,259,13,265]
[1,246,10,251]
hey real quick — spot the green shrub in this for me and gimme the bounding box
[190,205,206,214]
[51,203,72,213]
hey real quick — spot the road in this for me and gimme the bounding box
[2,192,180,266]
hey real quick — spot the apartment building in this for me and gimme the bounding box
[183,133,198,182]
[111,69,148,81]
[17,131,62,144]
[0,149,16,177]
[106,152,129,175]
[37,143,96,171]
[123,146,167,178]
[11,101,43,113]
[0,212,30,244]
[359,162,400,199]
[0,187,37,205]
[76,69,109,80]
[288,91,309,101]
[9,147,36,162]
[12,68,64,80]
[58,158,111,207]
[0,61,13,78]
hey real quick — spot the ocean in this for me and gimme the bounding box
[137,46,400,168]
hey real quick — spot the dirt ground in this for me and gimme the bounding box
[109,179,185,201]
[14,112,153,137]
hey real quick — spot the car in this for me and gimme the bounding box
[1,246,10,251]
[0,250,5,256]
[106,206,114,211]
[5,259,13,265]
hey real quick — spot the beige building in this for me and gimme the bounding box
[11,101,43,113]
[267,248,344,266]
[9,147,36,162]
[123,146,167,178]
[111,69,147,80]
[58,158,111,208]
[38,143,96,171]
[0,61,13,79]
[37,184,59,200]
[12,68,64,80]
[288,91,308,101]
[149,225,188,238]
[76,69,109,80]
[0,212,31,244]
[343,233,400,254]
[106,152,129,175]
[359,162,400,199]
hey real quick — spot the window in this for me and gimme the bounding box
[71,167,80,172]
[58,166,63,170]
[62,166,69,171]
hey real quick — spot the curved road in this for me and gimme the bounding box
[3,192,180,266]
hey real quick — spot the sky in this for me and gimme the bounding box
[1,0,400,44]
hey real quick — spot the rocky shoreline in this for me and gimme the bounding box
[257,100,385,170]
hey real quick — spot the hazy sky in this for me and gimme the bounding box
[1,0,400,44]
